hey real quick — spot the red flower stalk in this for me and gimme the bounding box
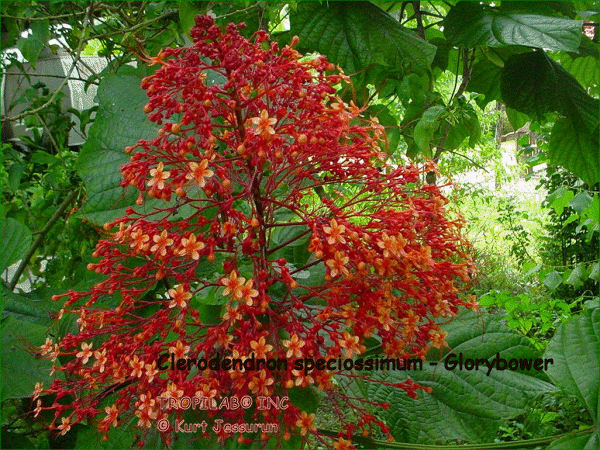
[36,16,475,448]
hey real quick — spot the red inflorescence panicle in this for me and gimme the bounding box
[36,16,475,448]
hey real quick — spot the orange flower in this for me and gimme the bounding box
[147,162,170,189]
[250,109,277,137]
[32,382,43,400]
[195,383,217,399]
[323,218,346,245]
[326,251,350,278]
[249,336,273,359]
[339,332,363,358]
[179,233,205,260]
[129,228,150,252]
[220,271,245,298]
[333,437,355,449]
[135,403,157,428]
[238,279,259,306]
[33,399,42,418]
[104,404,119,428]
[57,416,72,435]
[291,369,314,387]
[186,159,213,187]
[429,329,448,349]
[40,337,53,355]
[377,232,397,258]
[161,382,184,399]
[282,334,305,358]
[169,340,190,359]
[151,230,174,257]
[167,284,192,309]
[145,362,159,383]
[248,370,274,395]
[295,411,316,436]
[76,342,93,364]
[129,355,145,378]
[94,349,107,373]
[222,304,242,322]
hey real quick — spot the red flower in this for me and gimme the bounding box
[39,15,474,448]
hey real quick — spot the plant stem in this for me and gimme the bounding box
[319,427,595,449]
[7,190,78,291]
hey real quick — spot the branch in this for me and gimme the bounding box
[8,190,78,291]
[412,1,425,39]
[439,147,490,173]
[454,48,476,99]
[318,427,595,449]
[2,71,98,84]
[1,11,87,21]
[88,9,177,40]
[1,3,94,123]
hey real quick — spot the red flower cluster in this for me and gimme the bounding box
[36,16,475,448]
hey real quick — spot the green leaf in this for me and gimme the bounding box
[445,102,481,149]
[565,264,585,288]
[548,118,599,187]
[290,2,436,77]
[75,66,159,225]
[0,218,32,273]
[178,1,203,37]
[555,53,600,90]
[1,316,62,401]
[589,262,599,281]
[444,3,582,52]
[288,386,319,414]
[16,20,50,67]
[570,191,594,212]
[413,105,445,156]
[349,310,556,444]
[544,271,563,291]
[548,431,598,450]
[544,307,599,424]
[467,57,503,106]
[505,107,529,131]
[31,150,58,165]
[76,424,136,449]
[548,186,575,215]
[0,288,58,325]
[501,51,599,133]
[7,162,24,192]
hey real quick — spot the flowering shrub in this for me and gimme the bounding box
[35,16,475,448]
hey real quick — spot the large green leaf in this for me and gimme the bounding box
[0,287,58,325]
[544,307,599,425]
[556,53,600,89]
[178,0,204,36]
[0,218,32,273]
[16,20,50,67]
[1,316,60,401]
[289,2,435,77]
[348,310,556,444]
[444,3,582,52]
[548,431,599,450]
[75,66,159,225]
[413,105,445,156]
[467,57,503,106]
[445,101,481,149]
[548,118,599,187]
[500,51,599,133]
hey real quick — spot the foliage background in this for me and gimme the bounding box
[0,1,598,449]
